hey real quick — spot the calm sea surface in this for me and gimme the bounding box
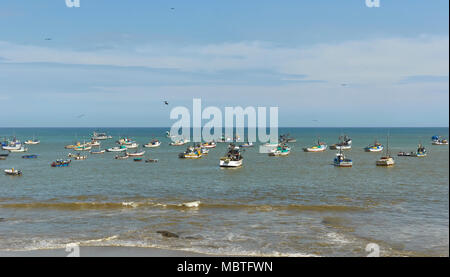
[0,127,448,256]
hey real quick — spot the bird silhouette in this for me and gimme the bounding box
[164,101,169,105]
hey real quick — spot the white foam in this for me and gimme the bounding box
[180,201,201,208]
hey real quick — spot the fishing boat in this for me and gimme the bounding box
[239,142,254,148]
[4,168,22,176]
[194,145,209,155]
[106,146,127,152]
[127,150,145,157]
[124,143,139,149]
[397,151,413,157]
[9,146,28,153]
[219,146,243,167]
[365,140,384,152]
[413,144,427,157]
[143,139,161,148]
[115,153,129,160]
[178,146,203,159]
[201,141,217,149]
[333,149,353,167]
[73,145,92,152]
[90,149,105,154]
[73,154,87,160]
[64,142,81,149]
[133,158,143,162]
[269,144,291,156]
[2,141,22,151]
[145,159,159,163]
[376,136,395,167]
[329,135,352,150]
[431,136,448,145]
[92,131,112,140]
[24,138,40,145]
[22,155,38,159]
[88,139,101,147]
[170,139,188,146]
[303,139,327,152]
[117,137,136,145]
[51,159,71,167]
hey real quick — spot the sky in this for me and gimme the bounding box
[0,0,448,127]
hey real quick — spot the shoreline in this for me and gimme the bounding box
[0,246,215,257]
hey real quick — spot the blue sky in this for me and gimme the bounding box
[0,0,448,127]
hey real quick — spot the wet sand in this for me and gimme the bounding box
[0,246,213,257]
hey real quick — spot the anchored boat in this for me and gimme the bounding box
[106,146,127,152]
[365,140,384,152]
[179,146,202,159]
[22,155,38,159]
[51,159,71,167]
[269,144,291,156]
[9,146,28,153]
[329,135,352,150]
[92,131,112,140]
[334,149,353,167]
[413,144,427,157]
[144,139,161,148]
[303,139,327,152]
[127,150,145,157]
[220,146,243,167]
[376,136,395,167]
[4,168,22,176]
[432,136,448,145]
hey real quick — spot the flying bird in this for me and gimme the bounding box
[164,101,169,105]
[44,38,52,41]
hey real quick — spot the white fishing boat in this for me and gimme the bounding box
[124,143,139,149]
[179,146,202,159]
[88,140,101,147]
[4,168,22,176]
[73,145,92,151]
[115,153,129,160]
[365,140,383,152]
[127,150,145,157]
[268,144,291,156]
[90,149,106,154]
[2,142,22,151]
[106,146,128,152]
[376,136,395,167]
[24,139,40,145]
[431,136,448,145]
[334,149,353,167]
[143,139,161,148]
[92,131,112,140]
[9,146,28,153]
[117,137,136,145]
[219,146,243,167]
[170,139,188,146]
[201,142,217,148]
[303,139,327,152]
[329,135,352,150]
[74,154,87,160]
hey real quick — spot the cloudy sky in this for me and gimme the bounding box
[0,0,448,127]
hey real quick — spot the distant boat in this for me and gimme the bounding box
[24,138,40,145]
[397,151,413,157]
[9,146,28,153]
[51,159,71,167]
[90,149,105,154]
[73,144,92,152]
[92,131,112,140]
[303,139,327,152]
[413,144,427,157]
[179,146,202,159]
[202,141,217,148]
[2,141,22,151]
[239,142,254,148]
[365,140,383,152]
[133,158,143,162]
[329,135,352,150]
[22,155,38,159]
[268,144,291,156]
[376,135,395,167]
[127,150,145,157]
[170,139,189,146]
[115,153,129,160]
[431,136,448,145]
[145,159,159,163]
[144,139,161,148]
[106,146,127,152]
[4,168,22,176]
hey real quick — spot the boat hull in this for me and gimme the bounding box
[219,159,243,167]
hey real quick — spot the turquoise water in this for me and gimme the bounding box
[0,127,448,256]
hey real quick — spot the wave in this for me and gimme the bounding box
[0,200,365,212]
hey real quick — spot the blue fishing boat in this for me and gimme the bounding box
[51,159,71,167]
[22,155,38,159]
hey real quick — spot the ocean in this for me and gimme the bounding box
[0,127,448,256]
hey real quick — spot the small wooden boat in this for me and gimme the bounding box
[269,144,291,156]
[24,139,40,145]
[329,135,352,150]
[4,168,22,176]
[202,142,217,148]
[179,146,202,159]
[220,146,243,167]
[9,147,28,153]
[133,158,143,162]
[170,139,188,146]
[88,140,101,147]
[397,152,413,157]
[365,140,383,152]
[334,149,352,167]
[376,136,395,167]
[143,139,161,148]
[303,139,327,152]
[22,155,38,159]
[106,146,127,152]
[413,144,427,157]
[115,154,129,160]
[73,154,87,160]
[127,150,145,157]
[145,159,159,163]
[73,145,92,151]
[90,149,105,154]
[124,143,139,149]
[51,159,71,167]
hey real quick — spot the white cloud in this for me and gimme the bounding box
[0,35,448,85]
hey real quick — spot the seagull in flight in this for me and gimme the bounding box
[164,101,169,105]
[44,38,52,41]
